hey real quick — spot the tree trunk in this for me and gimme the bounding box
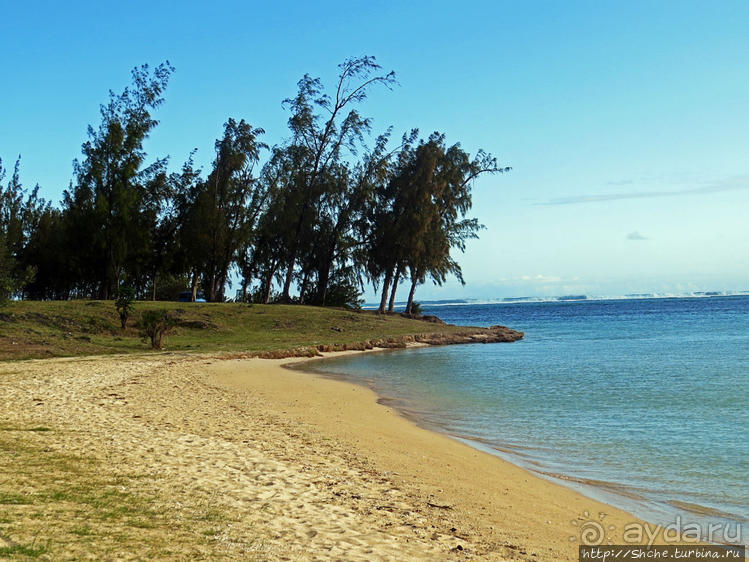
[387,264,401,313]
[378,267,393,314]
[216,253,233,302]
[152,271,157,301]
[317,215,344,306]
[317,266,329,306]
[299,269,310,305]
[191,269,199,302]
[263,263,278,304]
[316,250,335,307]
[281,259,294,302]
[208,274,217,302]
[405,276,418,316]
[264,278,273,304]
[217,272,226,302]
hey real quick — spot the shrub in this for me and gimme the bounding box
[153,274,191,301]
[139,310,175,349]
[323,279,364,309]
[114,287,136,329]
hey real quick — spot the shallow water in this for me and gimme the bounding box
[307,296,749,543]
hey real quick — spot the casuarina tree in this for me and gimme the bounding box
[63,62,174,299]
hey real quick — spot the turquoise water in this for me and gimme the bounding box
[307,296,749,542]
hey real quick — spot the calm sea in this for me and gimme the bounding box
[306,295,749,542]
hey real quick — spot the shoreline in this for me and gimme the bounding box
[286,347,747,549]
[0,349,733,560]
[294,347,747,544]
[210,351,708,558]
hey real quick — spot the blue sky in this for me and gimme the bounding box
[2,1,748,300]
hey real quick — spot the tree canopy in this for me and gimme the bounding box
[0,57,509,309]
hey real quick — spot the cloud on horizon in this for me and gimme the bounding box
[626,231,648,240]
[496,274,567,284]
[543,175,749,205]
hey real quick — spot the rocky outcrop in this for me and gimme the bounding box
[311,325,523,354]
[400,313,445,324]
[413,325,523,346]
[217,325,523,361]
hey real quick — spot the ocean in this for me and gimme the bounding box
[306,295,749,543]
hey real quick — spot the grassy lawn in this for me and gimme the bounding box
[0,423,253,559]
[0,301,472,361]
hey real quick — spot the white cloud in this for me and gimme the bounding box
[543,175,749,205]
[517,274,563,282]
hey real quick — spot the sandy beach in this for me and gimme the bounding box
[0,350,688,560]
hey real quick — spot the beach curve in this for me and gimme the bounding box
[0,350,696,560]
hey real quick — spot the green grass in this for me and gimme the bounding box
[0,543,48,558]
[0,492,33,505]
[69,525,93,536]
[0,300,470,360]
[0,425,234,559]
